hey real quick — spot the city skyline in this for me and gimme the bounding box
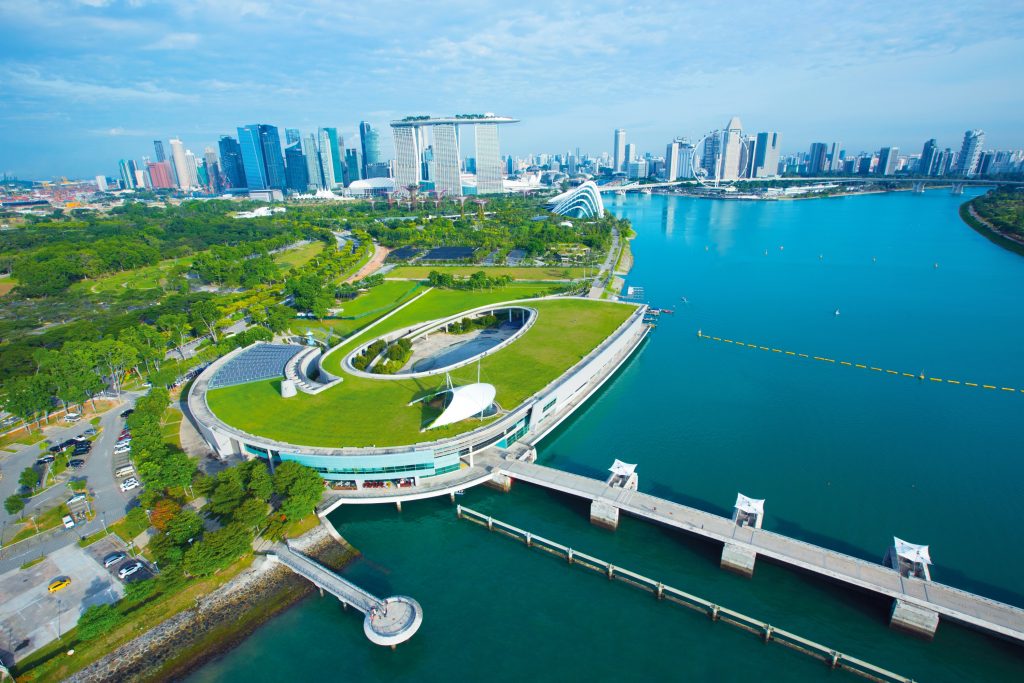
[2,1,1024,177]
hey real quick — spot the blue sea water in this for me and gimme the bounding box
[190,189,1024,682]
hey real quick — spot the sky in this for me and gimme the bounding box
[2,0,1024,179]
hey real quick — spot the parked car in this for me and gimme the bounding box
[64,413,81,423]
[68,459,85,468]
[114,445,131,455]
[103,552,126,568]
[114,465,136,478]
[48,577,72,593]
[120,478,140,492]
[48,444,64,454]
[73,434,89,443]
[67,493,86,505]
[120,409,134,418]
[119,430,131,438]
[36,455,55,465]
[118,561,143,579]
[83,427,97,436]
[115,439,132,448]
[62,515,75,529]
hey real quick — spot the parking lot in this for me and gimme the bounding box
[0,543,125,663]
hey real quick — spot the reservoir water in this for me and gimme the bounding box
[190,189,1024,682]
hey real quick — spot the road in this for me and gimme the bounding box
[588,227,620,298]
[0,393,143,574]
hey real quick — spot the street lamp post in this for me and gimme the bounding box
[100,511,108,535]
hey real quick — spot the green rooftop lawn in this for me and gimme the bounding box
[293,281,422,341]
[386,266,587,281]
[206,297,634,448]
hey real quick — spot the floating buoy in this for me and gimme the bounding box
[834,309,840,316]
[779,245,784,251]
[934,263,939,269]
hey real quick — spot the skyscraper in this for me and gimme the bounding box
[878,147,899,176]
[146,161,175,189]
[919,139,939,176]
[218,135,246,189]
[153,140,166,162]
[701,133,722,181]
[752,132,781,178]
[392,127,418,190]
[808,142,829,175]
[237,124,286,190]
[677,140,696,179]
[303,135,324,189]
[624,143,637,167]
[184,149,200,189]
[203,148,221,192]
[169,138,191,190]
[613,129,626,173]
[345,148,361,186]
[475,123,503,193]
[431,123,461,196]
[665,140,681,181]
[284,141,310,192]
[118,159,137,189]
[957,129,985,177]
[285,128,301,146]
[317,129,336,188]
[718,117,744,181]
[320,128,345,186]
[359,121,380,179]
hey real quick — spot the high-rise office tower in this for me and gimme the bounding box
[169,138,190,190]
[431,123,461,196]
[320,128,345,185]
[613,129,626,172]
[317,129,336,188]
[118,159,137,189]
[237,124,286,190]
[919,139,939,176]
[957,129,985,177]
[359,121,381,179]
[203,147,220,191]
[392,127,419,190]
[134,168,148,188]
[878,147,899,176]
[752,132,781,178]
[285,128,301,146]
[677,140,696,179]
[828,142,842,171]
[624,143,637,167]
[701,133,722,181]
[304,135,325,189]
[475,123,503,194]
[146,161,175,189]
[153,140,166,162]
[284,141,310,192]
[345,148,361,186]
[665,140,681,181]
[218,135,246,189]
[808,142,829,175]
[739,137,755,178]
[718,117,744,181]
[184,149,201,189]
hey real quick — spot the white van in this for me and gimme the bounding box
[64,413,81,423]
[114,465,135,478]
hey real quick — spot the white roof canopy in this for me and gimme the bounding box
[609,460,637,477]
[734,493,765,516]
[893,537,932,565]
[427,383,496,430]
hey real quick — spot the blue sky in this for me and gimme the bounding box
[2,0,1023,179]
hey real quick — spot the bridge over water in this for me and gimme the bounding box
[474,452,1024,644]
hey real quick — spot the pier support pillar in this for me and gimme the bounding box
[449,492,456,503]
[395,501,402,512]
[889,599,939,639]
[720,543,757,578]
[485,472,513,493]
[589,499,620,530]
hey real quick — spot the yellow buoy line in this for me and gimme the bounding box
[696,331,1022,394]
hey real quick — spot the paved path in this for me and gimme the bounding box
[481,455,1024,643]
[588,228,619,298]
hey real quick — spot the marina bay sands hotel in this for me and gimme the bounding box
[390,114,518,196]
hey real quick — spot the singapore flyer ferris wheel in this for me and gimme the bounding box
[691,129,734,188]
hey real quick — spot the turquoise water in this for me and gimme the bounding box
[190,190,1024,682]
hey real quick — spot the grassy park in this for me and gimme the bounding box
[386,265,588,281]
[274,240,325,271]
[70,256,193,295]
[207,296,634,448]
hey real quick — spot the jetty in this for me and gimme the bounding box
[267,543,422,648]
[475,452,1024,644]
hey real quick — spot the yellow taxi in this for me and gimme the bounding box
[48,577,71,593]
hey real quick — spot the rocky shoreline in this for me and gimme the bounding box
[65,525,357,683]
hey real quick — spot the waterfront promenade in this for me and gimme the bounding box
[476,452,1024,644]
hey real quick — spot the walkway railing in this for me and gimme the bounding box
[457,505,914,683]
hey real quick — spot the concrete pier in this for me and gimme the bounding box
[720,543,758,577]
[477,452,1024,644]
[590,500,620,530]
[485,472,514,493]
[890,599,940,639]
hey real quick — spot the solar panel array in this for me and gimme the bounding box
[209,344,304,389]
[423,246,476,261]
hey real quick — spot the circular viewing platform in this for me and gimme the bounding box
[364,596,424,647]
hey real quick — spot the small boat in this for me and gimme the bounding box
[680,296,689,304]
[454,489,465,496]
[834,309,841,316]
[646,309,661,316]
[661,309,675,314]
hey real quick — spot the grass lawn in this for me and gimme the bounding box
[10,504,71,543]
[0,277,16,297]
[160,408,184,448]
[0,427,45,450]
[275,240,325,271]
[207,297,634,448]
[386,265,588,281]
[70,256,192,295]
[294,281,423,341]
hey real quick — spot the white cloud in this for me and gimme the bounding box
[146,32,200,50]
[4,65,195,103]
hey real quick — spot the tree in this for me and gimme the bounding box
[206,472,245,518]
[166,508,204,545]
[157,314,192,360]
[233,498,269,532]
[19,467,39,492]
[182,523,253,577]
[150,499,181,531]
[246,463,273,501]
[4,495,25,516]
[265,304,293,333]
[189,299,223,342]
[0,375,50,430]
[94,338,138,396]
[76,603,124,640]
[273,461,325,521]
